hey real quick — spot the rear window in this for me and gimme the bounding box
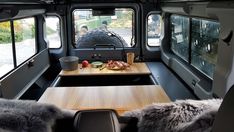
[73,8,134,48]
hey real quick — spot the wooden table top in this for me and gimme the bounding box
[38,85,171,115]
[59,62,151,76]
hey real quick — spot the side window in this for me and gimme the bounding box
[170,15,189,62]
[14,18,36,65]
[45,16,61,48]
[191,18,220,78]
[0,17,36,78]
[147,14,163,46]
[170,14,220,79]
[0,21,14,77]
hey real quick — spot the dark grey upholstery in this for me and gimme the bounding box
[212,85,234,132]
[54,109,138,132]
[73,109,120,132]
[0,86,2,97]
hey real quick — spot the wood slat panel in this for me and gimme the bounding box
[59,62,151,76]
[38,85,170,115]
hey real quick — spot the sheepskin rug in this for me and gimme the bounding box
[123,99,222,132]
[0,98,72,132]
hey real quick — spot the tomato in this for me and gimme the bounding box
[82,60,89,67]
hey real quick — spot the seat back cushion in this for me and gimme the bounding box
[123,99,222,132]
[212,85,234,132]
[73,109,120,132]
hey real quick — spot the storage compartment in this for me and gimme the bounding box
[52,75,156,87]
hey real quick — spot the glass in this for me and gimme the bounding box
[126,52,135,65]
[0,21,14,77]
[147,14,162,46]
[73,8,134,48]
[45,16,61,48]
[191,18,220,79]
[14,18,36,65]
[170,15,189,62]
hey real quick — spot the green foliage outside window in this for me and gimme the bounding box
[0,20,35,44]
[0,22,11,44]
[0,31,12,44]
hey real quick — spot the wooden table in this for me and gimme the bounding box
[38,85,170,115]
[59,62,151,76]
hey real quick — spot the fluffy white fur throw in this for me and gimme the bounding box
[124,99,222,132]
[0,99,72,132]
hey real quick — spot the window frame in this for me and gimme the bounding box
[14,17,37,66]
[146,13,163,47]
[0,21,14,77]
[71,7,136,48]
[170,14,190,62]
[190,17,220,79]
[0,16,37,79]
[169,14,220,80]
[45,15,62,49]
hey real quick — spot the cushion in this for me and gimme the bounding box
[0,99,73,132]
[73,109,120,132]
[123,99,222,132]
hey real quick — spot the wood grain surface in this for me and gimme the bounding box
[59,62,151,76]
[38,85,171,115]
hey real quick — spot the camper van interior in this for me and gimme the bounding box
[0,0,234,131]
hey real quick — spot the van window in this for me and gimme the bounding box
[0,17,36,78]
[73,8,134,48]
[147,14,162,46]
[14,18,36,65]
[45,16,61,48]
[170,15,189,62]
[170,15,220,79]
[191,18,220,78]
[0,21,14,77]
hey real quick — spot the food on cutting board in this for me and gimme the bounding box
[106,60,130,70]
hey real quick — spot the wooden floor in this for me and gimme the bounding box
[38,85,170,115]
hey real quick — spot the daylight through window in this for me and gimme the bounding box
[73,8,134,48]
[170,15,220,79]
[0,17,36,78]
[147,14,163,46]
[45,16,61,48]
[0,21,14,77]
